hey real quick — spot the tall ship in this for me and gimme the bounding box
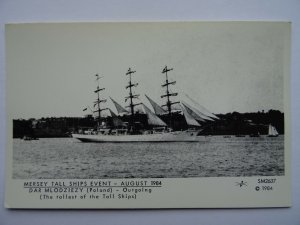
[72,66,218,142]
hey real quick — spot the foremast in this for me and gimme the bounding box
[125,68,142,132]
[161,66,179,128]
[94,74,108,126]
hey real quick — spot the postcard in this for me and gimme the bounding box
[5,21,291,208]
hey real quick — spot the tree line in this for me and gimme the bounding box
[13,109,284,138]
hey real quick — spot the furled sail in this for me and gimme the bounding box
[98,109,110,118]
[110,97,129,115]
[145,94,167,115]
[184,94,219,120]
[98,108,115,118]
[180,103,201,127]
[162,103,181,112]
[142,103,167,127]
[133,104,144,114]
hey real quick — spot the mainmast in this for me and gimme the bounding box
[161,66,179,127]
[94,74,107,126]
[125,68,141,132]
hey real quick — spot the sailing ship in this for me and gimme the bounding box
[72,66,218,142]
[267,124,279,137]
[22,136,39,141]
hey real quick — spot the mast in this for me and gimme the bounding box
[125,68,141,131]
[94,74,107,126]
[161,66,179,127]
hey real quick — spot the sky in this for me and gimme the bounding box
[6,22,290,119]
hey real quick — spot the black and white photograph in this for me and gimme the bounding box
[5,21,291,208]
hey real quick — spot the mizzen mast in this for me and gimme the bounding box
[161,66,179,127]
[125,68,142,131]
[94,74,107,125]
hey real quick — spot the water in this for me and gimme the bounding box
[13,136,284,179]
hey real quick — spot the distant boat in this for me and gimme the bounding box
[223,135,231,138]
[249,132,260,137]
[268,124,279,137]
[235,134,245,137]
[23,136,39,141]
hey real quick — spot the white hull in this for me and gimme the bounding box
[72,130,199,142]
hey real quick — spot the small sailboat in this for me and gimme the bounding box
[268,124,279,137]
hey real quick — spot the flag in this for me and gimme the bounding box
[95,74,102,81]
[162,66,173,73]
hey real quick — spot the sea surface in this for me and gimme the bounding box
[13,136,284,179]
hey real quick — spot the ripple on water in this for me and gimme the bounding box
[12,136,285,179]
